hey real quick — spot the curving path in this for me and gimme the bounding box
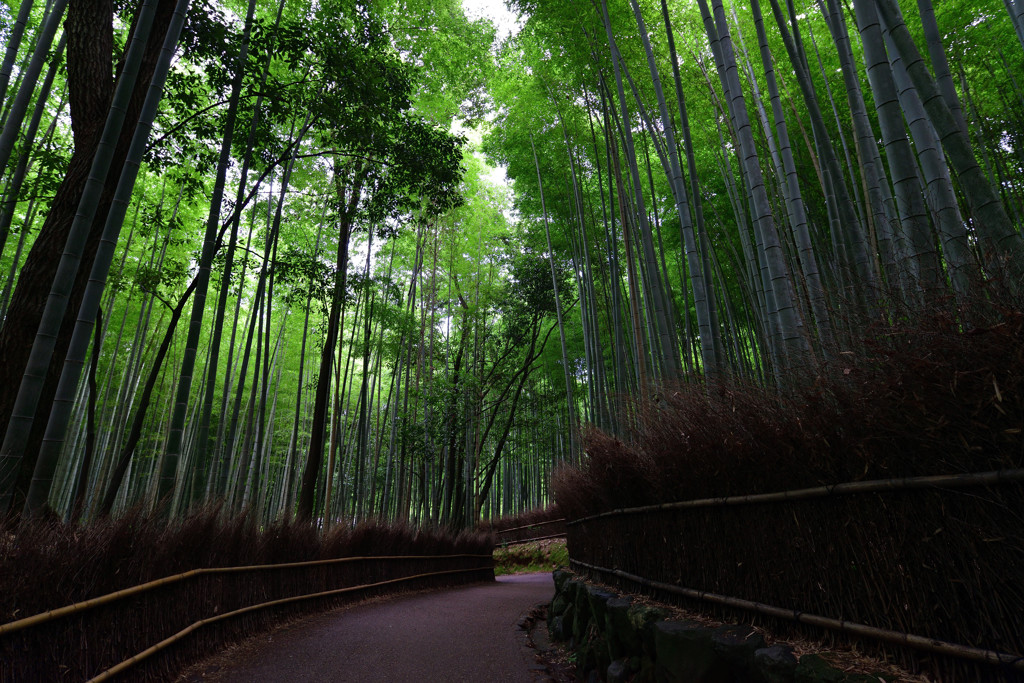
[181,573,555,682]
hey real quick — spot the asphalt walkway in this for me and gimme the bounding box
[185,573,554,682]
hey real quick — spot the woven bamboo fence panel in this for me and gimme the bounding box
[566,475,1023,681]
[493,518,567,545]
[0,553,493,681]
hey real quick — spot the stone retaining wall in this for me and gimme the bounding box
[547,570,895,682]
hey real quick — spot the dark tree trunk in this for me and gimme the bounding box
[296,163,366,522]
[99,280,195,517]
[0,0,176,509]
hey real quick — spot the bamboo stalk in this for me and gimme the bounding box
[0,554,493,635]
[567,469,1024,525]
[86,566,491,682]
[570,559,1024,672]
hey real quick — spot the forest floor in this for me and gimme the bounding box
[176,573,560,682]
[493,538,569,575]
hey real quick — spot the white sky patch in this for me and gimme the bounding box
[452,119,514,219]
[461,0,523,43]
[457,0,521,219]
[479,153,510,189]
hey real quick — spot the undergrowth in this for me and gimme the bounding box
[553,299,1024,680]
[554,304,1024,517]
[0,505,492,623]
[1,506,494,680]
[493,539,568,575]
[478,504,562,533]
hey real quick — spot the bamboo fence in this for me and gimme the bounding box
[86,566,486,682]
[567,468,1024,524]
[492,517,568,544]
[1,553,494,681]
[571,559,1024,672]
[565,469,1024,680]
[497,532,567,546]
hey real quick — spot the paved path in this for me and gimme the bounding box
[189,574,554,682]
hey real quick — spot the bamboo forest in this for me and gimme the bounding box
[0,0,1021,531]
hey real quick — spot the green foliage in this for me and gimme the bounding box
[493,539,568,575]
[374,0,497,124]
[503,246,569,330]
[3,0,1021,531]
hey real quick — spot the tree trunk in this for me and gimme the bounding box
[0,0,178,514]
[297,161,366,522]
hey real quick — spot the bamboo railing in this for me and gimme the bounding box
[565,468,1024,678]
[1,553,494,681]
[567,468,1024,524]
[86,566,487,682]
[491,517,568,545]
[496,532,567,546]
[0,553,491,636]
[571,559,1024,672]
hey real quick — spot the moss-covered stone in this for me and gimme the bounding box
[550,576,887,683]
[711,624,766,679]
[548,614,569,641]
[635,655,657,683]
[607,659,630,683]
[569,582,591,628]
[549,591,570,618]
[654,619,726,682]
[558,604,575,641]
[586,585,617,626]
[575,630,612,678]
[553,568,572,594]
[577,639,600,676]
[573,601,592,642]
[754,645,798,683]
[794,654,847,682]
[605,597,637,659]
[594,633,613,675]
[628,604,671,656]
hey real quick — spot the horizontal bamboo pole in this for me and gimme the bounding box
[567,468,1024,525]
[491,518,567,535]
[0,553,493,636]
[86,566,490,682]
[496,533,567,546]
[570,560,1024,672]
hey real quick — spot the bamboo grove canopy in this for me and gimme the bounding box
[0,0,1021,526]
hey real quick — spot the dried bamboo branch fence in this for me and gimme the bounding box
[566,469,1024,681]
[0,553,493,681]
[492,517,567,544]
[570,559,1024,672]
[86,567,483,682]
[567,469,1024,523]
[498,532,567,546]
